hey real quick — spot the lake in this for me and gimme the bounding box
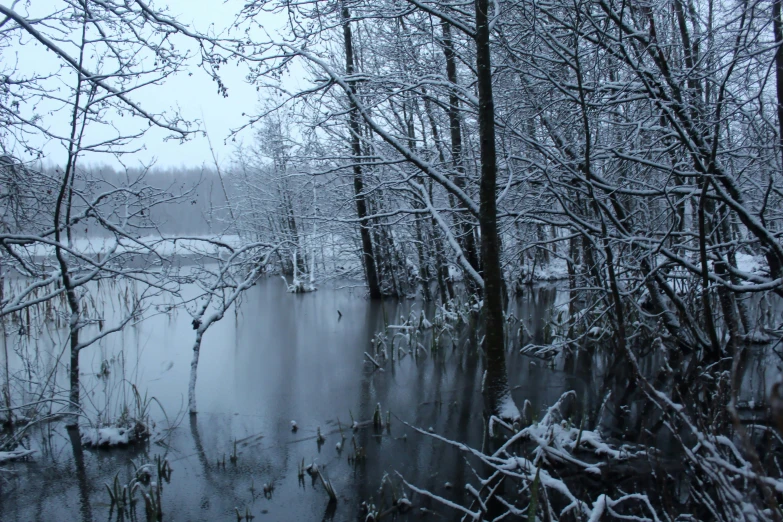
[0,277,776,521]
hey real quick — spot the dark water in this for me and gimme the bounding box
[0,278,777,521]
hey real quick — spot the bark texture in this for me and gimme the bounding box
[474,0,513,417]
[343,3,382,299]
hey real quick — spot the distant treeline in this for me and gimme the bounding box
[46,164,236,238]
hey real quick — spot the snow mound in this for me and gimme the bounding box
[81,422,150,447]
[498,394,521,422]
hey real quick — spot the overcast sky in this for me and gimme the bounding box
[142,0,261,169]
[11,0,293,170]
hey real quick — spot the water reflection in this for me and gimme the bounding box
[2,280,774,521]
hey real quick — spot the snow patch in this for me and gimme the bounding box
[734,252,764,275]
[81,422,150,447]
[533,257,570,281]
[518,257,570,283]
[81,427,131,446]
[498,394,521,422]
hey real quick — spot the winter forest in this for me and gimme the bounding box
[1,0,783,519]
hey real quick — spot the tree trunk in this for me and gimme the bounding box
[474,0,515,419]
[68,424,94,522]
[442,21,481,286]
[189,328,205,413]
[420,97,457,305]
[773,0,783,164]
[0,261,10,424]
[342,3,382,299]
[57,174,83,427]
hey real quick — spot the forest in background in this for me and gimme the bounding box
[24,164,233,237]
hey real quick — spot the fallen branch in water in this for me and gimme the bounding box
[364,352,384,371]
[0,449,35,463]
[397,392,659,521]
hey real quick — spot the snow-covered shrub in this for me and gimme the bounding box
[401,392,660,521]
[81,384,158,448]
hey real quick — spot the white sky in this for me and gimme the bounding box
[7,0,294,170]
